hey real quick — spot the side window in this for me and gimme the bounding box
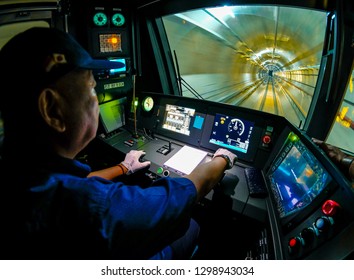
[0,21,50,158]
[0,21,50,49]
[326,66,354,154]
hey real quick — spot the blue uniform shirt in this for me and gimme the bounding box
[0,155,197,259]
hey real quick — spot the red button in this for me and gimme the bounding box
[262,135,271,144]
[289,238,297,247]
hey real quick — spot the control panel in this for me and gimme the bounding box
[282,194,354,259]
[94,92,354,260]
[71,1,134,105]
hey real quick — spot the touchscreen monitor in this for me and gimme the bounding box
[162,104,195,136]
[99,97,126,134]
[209,113,254,154]
[266,132,332,218]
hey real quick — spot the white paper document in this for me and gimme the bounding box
[163,145,208,175]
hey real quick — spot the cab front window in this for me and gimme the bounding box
[162,5,327,128]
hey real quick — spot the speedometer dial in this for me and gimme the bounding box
[228,118,245,135]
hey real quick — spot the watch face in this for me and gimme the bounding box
[93,12,108,26]
[142,97,154,112]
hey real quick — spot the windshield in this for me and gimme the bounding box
[162,5,327,127]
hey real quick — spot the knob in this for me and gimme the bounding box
[288,236,303,254]
[300,227,315,246]
[314,216,333,232]
[322,200,340,216]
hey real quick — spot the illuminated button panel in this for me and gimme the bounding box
[286,199,342,258]
[99,33,122,53]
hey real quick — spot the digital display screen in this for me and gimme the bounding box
[109,58,126,74]
[99,98,126,134]
[99,33,122,53]
[267,132,332,218]
[209,113,254,154]
[162,104,195,136]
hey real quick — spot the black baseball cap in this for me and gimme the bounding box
[0,27,124,86]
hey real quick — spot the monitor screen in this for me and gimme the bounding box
[266,132,333,218]
[209,113,254,154]
[93,58,127,80]
[99,97,126,134]
[109,58,126,74]
[162,104,195,136]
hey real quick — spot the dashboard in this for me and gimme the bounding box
[136,93,278,164]
[0,0,353,264]
[94,92,354,260]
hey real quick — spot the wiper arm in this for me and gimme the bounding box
[173,50,204,100]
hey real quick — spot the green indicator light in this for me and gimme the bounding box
[157,167,164,174]
[93,12,108,26]
[288,132,299,142]
[112,13,125,27]
[131,97,139,112]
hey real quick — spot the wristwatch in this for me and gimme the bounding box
[214,154,233,169]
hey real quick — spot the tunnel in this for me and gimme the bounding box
[162,5,328,128]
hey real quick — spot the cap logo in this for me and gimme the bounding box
[44,53,68,72]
